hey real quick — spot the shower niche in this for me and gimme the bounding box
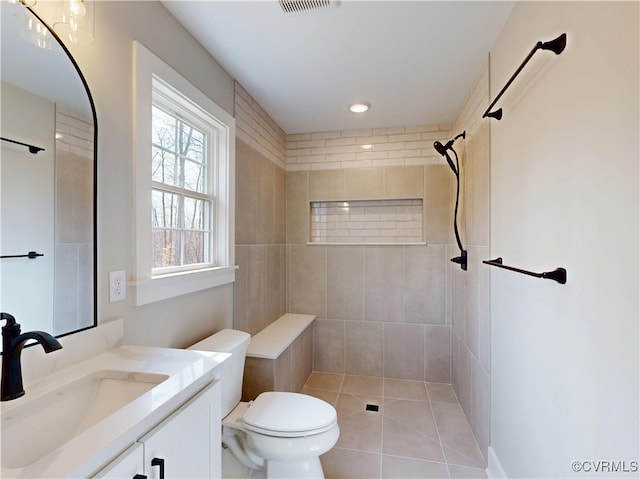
[309,198,424,245]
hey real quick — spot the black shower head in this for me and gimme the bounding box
[433,131,466,156]
[433,131,466,174]
[433,140,448,157]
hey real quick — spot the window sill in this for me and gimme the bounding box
[130,265,237,306]
[306,242,427,246]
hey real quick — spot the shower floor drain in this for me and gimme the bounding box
[365,404,379,412]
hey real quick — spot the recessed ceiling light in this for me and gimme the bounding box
[349,103,370,113]
[360,144,373,150]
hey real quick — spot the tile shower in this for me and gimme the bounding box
[234,59,491,467]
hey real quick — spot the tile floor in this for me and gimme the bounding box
[302,372,487,479]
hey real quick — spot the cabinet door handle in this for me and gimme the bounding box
[151,457,165,479]
[133,475,147,479]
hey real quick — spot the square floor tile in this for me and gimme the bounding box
[383,378,428,400]
[304,371,345,391]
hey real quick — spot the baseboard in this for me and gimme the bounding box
[486,446,508,478]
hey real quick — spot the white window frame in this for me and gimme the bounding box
[132,41,235,306]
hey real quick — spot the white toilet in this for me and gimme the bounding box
[189,329,339,478]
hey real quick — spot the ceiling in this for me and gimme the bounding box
[162,1,515,134]
[1,1,92,118]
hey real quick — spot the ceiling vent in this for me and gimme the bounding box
[279,0,340,15]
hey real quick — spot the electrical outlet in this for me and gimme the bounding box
[109,270,127,303]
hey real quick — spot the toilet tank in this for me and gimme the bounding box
[188,329,251,417]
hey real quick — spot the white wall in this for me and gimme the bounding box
[1,82,55,333]
[490,2,639,477]
[51,1,236,347]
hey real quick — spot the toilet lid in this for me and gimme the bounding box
[243,392,337,437]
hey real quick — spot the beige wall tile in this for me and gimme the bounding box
[235,139,257,244]
[274,164,286,244]
[290,335,306,392]
[56,151,93,243]
[471,360,490,461]
[424,164,451,244]
[302,326,313,381]
[286,171,309,245]
[274,346,293,392]
[54,245,89,334]
[290,245,327,316]
[345,167,384,200]
[384,166,424,199]
[450,263,467,339]
[309,169,345,201]
[364,247,404,322]
[404,245,446,324]
[280,244,287,317]
[243,357,273,401]
[464,122,490,247]
[235,82,286,169]
[345,321,383,377]
[327,246,364,321]
[233,245,248,332]
[265,244,285,324]
[246,245,265,336]
[257,155,275,244]
[425,324,451,383]
[383,323,425,380]
[313,319,345,373]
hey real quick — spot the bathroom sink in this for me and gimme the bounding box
[0,369,169,469]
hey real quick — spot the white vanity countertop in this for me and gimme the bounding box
[0,345,230,478]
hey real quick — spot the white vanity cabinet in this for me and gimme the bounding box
[94,381,221,479]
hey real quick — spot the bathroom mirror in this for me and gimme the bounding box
[0,2,97,351]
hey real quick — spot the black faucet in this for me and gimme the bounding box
[1,312,62,401]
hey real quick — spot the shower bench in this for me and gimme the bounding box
[241,313,315,401]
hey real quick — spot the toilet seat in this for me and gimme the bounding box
[242,392,337,438]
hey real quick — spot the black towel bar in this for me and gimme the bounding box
[483,257,566,284]
[483,33,567,120]
[0,251,44,260]
[1,137,45,154]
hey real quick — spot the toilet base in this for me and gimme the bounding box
[265,457,324,479]
[222,448,323,479]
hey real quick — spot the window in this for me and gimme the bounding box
[151,91,213,272]
[132,42,235,306]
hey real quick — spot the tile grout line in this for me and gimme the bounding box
[426,382,453,479]
[379,378,385,478]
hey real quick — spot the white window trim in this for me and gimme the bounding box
[132,41,235,306]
